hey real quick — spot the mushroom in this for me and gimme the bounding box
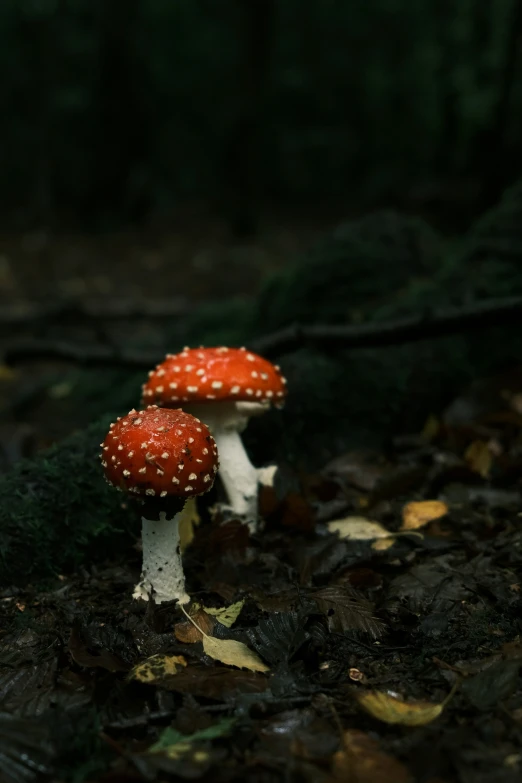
[100,405,218,604]
[141,346,287,531]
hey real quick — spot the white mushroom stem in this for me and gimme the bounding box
[186,401,268,532]
[132,510,190,605]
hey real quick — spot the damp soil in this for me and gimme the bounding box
[1,390,522,783]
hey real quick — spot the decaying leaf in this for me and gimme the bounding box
[465,440,493,478]
[332,729,412,783]
[202,636,269,673]
[327,516,392,541]
[401,500,448,531]
[174,607,216,643]
[356,688,454,726]
[311,586,385,638]
[130,654,187,684]
[179,496,201,551]
[252,612,308,664]
[151,665,268,698]
[204,600,245,628]
[148,717,236,758]
[420,413,440,442]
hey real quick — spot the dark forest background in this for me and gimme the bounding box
[2,0,522,233]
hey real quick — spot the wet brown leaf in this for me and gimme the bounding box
[311,585,385,638]
[156,665,269,699]
[174,608,216,643]
[331,729,412,783]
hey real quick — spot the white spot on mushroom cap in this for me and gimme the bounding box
[145,489,155,496]
[123,469,130,477]
[187,386,198,393]
[185,485,194,491]
[188,472,197,480]
[172,476,180,484]
[231,385,240,394]
[211,380,223,389]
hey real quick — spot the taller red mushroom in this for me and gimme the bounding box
[100,405,218,604]
[141,346,287,530]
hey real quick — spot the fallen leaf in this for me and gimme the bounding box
[153,665,268,698]
[204,600,245,628]
[202,636,269,673]
[401,500,448,531]
[179,497,200,551]
[130,654,187,684]
[327,517,392,541]
[356,688,453,726]
[465,440,492,478]
[257,464,278,487]
[462,660,521,711]
[311,586,385,638]
[420,414,440,442]
[371,538,396,551]
[332,729,412,783]
[174,607,216,643]
[148,717,236,758]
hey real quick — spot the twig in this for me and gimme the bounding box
[3,340,162,368]
[3,295,522,367]
[251,295,522,356]
[0,297,189,326]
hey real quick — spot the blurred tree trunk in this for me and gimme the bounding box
[479,0,522,208]
[223,0,276,237]
[434,0,459,172]
[87,0,149,223]
[14,5,56,226]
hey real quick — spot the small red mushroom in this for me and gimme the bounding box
[100,405,218,604]
[141,347,287,530]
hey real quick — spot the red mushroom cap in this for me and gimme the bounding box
[141,346,287,407]
[100,406,218,498]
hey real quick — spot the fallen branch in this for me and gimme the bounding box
[252,295,522,356]
[0,297,189,326]
[3,295,522,367]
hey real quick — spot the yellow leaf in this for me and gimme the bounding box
[202,636,269,673]
[371,538,396,551]
[356,689,452,726]
[0,364,16,381]
[204,600,245,628]
[401,500,448,531]
[420,414,440,442]
[130,654,187,684]
[465,440,492,478]
[328,517,392,541]
[179,497,200,552]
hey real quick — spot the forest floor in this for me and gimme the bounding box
[1,378,522,783]
[1,209,522,783]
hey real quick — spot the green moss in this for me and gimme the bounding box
[0,415,139,587]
